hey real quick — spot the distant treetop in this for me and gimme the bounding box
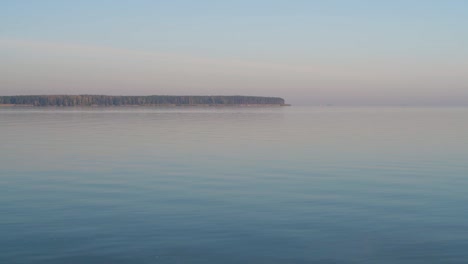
[0,95,287,106]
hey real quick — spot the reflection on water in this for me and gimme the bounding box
[1,106,468,263]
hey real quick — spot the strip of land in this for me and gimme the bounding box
[0,95,289,107]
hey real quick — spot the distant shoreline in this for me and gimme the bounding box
[0,95,289,107]
[0,103,291,107]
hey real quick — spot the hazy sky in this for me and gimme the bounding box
[1,0,468,105]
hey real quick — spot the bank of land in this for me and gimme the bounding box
[0,95,288,106]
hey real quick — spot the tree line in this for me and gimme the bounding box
[0,95,286,106]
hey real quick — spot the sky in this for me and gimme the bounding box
[1,0,468,105]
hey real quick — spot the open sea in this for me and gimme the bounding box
[1,106,467,264]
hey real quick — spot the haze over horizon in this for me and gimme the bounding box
[1,1,468,105]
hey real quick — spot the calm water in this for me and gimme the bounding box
[1,106,468,263]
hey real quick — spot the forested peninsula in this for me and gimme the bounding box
[0,95,288,107]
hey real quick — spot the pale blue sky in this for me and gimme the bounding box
[1,0,468,105]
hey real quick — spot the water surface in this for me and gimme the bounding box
[1,106,468,263]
